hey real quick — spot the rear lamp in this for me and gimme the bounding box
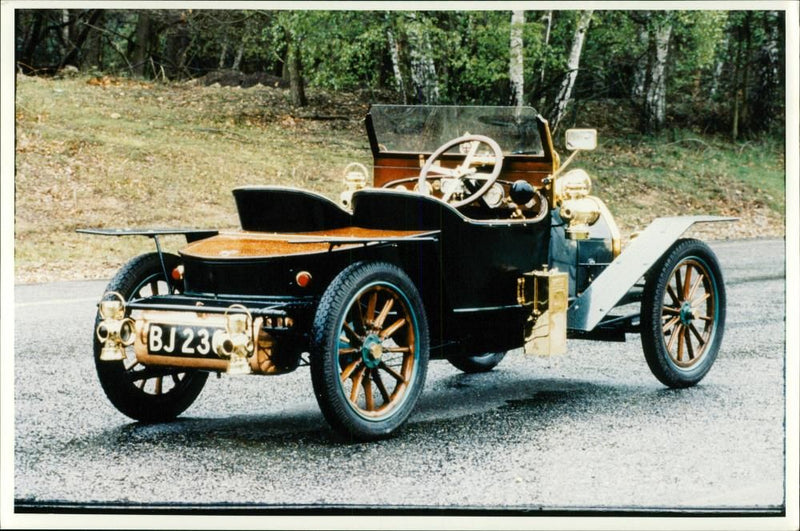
[171,265,185,281]
[295,271,312,288]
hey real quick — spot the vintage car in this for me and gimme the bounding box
[81,105,732,440]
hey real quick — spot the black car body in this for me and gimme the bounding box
[83,105,732,440]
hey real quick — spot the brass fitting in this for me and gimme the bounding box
[522,268,568,357]
[212,304,254,375]
[554,168,602,240]
[560,196,602,240]
[554,168,592,203]
[96,292,135,361]
[340,162,369,209]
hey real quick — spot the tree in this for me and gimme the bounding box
[163,10,192,79]
[81,10,105,70]
[286,31,306,106]
[386,14,407,103]
[130,11,153,77]
[549,10,593,133]
[11,8,785,137]
[278,12,307,106]
[643,16,672,132]
[539,10,553,87]
[441,11,513,105]
[509,10,525,108]
[60,10,102,69]
[404,12,439,104]
[231,39,244,70]
[749,11,783,133]
[631,24,649,100]
[16,11,45,71]
[721,10,784,139]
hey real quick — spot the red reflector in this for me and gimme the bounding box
[171,265,184,281]
[296,271,312,288]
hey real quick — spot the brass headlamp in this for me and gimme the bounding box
[555,168,602,240]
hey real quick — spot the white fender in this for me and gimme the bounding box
[567,216,736,332]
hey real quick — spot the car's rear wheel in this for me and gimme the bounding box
[640,239,726,388]
[94,253,208,422]
[310,262,429,441]
[447,351,506,373]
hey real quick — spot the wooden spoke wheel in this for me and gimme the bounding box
[311,262,429,440]
[94,253,208,422]
[641,239,726,388]
[661,259,717,367]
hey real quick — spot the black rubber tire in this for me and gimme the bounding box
[94,253,208,422]
[641,239,726,388]
[447,352,506,373]
[310,261,429,441]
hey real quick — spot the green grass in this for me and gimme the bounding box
[14,75,372,282]
[579,131,784,233]
[14,74,785,283]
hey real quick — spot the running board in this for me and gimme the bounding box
[566,216,735,332]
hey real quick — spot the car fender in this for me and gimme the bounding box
[566,216,736,332]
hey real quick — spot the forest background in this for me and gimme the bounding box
[12,8,788,282]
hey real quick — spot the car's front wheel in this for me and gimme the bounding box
[640,239,726,388]
[310,262,429,440]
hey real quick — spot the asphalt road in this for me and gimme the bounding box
[12,239,787,514]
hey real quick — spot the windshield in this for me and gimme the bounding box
[369,105,545,157]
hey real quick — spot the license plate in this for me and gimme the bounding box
[148,323,221,356]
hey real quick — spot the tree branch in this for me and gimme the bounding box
[86,22,135,74]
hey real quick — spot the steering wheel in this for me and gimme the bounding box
[417,134,504,208]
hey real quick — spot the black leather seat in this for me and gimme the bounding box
[233,186,351,232]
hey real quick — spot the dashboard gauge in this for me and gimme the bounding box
[413,180,432,195]
[439,178,463,198]
[483,183,505,208]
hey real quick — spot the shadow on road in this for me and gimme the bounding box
[80,371,702,450]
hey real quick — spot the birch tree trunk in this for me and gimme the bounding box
[405,13,439,104]
[60,10,70,57]
[386,24,407,104]
[539,10,552,86]
[232,39,244,71]
[631,26,649,100]
[643,22,672,132]
[550,10,593,133]
[218,41,228,69]
[709,32,729,98]
[509,10,525,109]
